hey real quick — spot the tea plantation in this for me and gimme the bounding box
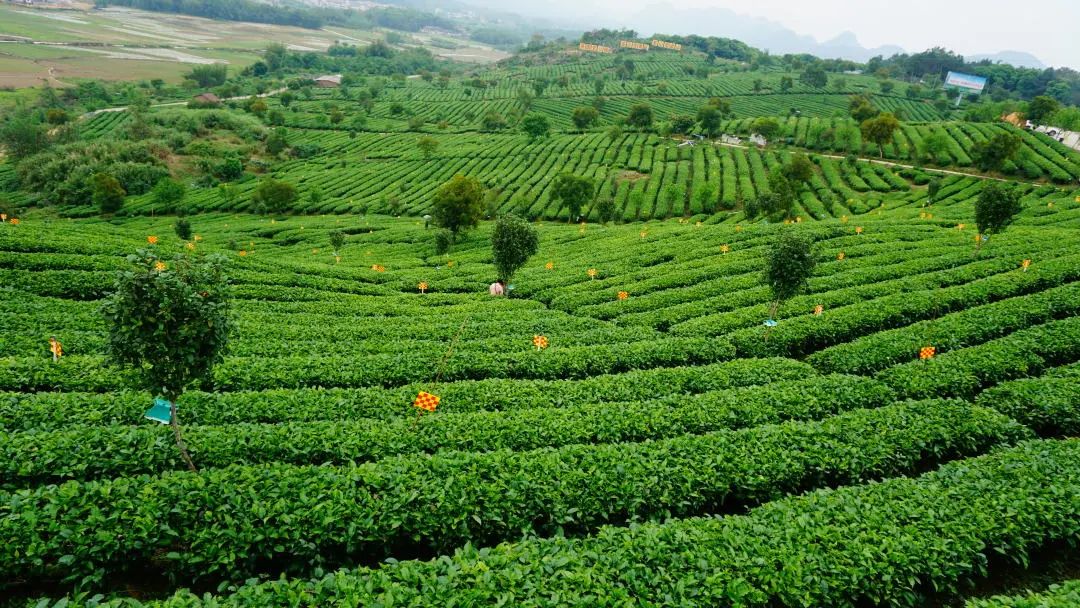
[3,33,1080,608]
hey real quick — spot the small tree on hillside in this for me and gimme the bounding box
[521,113,551,141]
[491,213,539,288]
[971,132,1021,172]
[627,103,654,130]
[329,230,345,256]
[860,112,900,158]
[550,173,594,222]
[974,182,1022,254]
[572,106,599,130]
[251,178,298,215]
[417,136,439,158]
[92,172,126,215]
[432,174,484,240]
[782,153,815,186]
[764,229,816,322]
[174,218,192,241]
[696,105,722,137]
[927,178,943,203]
[750,117,780,140]
[101,250,231,472]
[152,178,187,213]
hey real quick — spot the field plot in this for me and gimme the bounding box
[2,203,1080,606]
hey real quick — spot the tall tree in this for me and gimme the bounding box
[432,174,484,238]
[571,106,600,130]
[860,112,901,158]
[491,213,539,287]
[626,103,654,130]
[521,113,551,141]
[764,229,816,321]
[101,249,231,473]
[974,182,1022,253]
[550,173,594,222]
[971,132,1021,172]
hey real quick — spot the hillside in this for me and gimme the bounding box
[2,29,1080,608]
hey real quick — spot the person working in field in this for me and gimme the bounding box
[489,280,505,296]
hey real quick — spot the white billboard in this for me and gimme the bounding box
[945,71,988,93]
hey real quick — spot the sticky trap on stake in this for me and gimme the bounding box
[763,319,778,328]
[145,398,173,424]
[413,391,440,413]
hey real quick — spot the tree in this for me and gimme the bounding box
[571,106,600,130]
[185,64,227,88]
[693,181,718,214]
[696,105,722,137]
[669,114,695,134]
[432,174,484,238]
[92,172,126,215]
[101,249,231,473]
[329,230,345,255]
[752,79,763,93]
[0,114,49,161]
[521,113,551,141]
[627,103,654,130]
[248,99,268,117]
[550,173,594,222]
[799,66,827,88]
[595,194,617,223]
[971,132,1021,172]
[417,136,439,158]
[974,182,1022,253]
[491,213,539,286]
[279,91,295,107]
[879,81,895,94]
[606,125,623,142]
[782,153,815,186]
[920,129,951,163]
[1026,96,1060,123]
[265,127,289,156]
[152,178,187,213]
[750,117,780,140]
[481,111,507,131]
[927,178,943,203]
[174,217,192,240]
[849,95,879,122]
[860,112,900,158]
[779,76,794,92]
[251,178,298,215]
[763,229,816,320]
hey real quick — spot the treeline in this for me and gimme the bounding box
[580,29,757,63]
[93,0,330,29]
[871,47,1080,105]
[92,0,456,33]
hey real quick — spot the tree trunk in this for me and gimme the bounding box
[169,400,198,473]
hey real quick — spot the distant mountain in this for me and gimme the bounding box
[966,51,1046,69]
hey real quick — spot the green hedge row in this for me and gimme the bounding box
[968,580,1080,607]
[0,400,1027,589]
[877,317,1080,400]
[0,337,735,393]
[976,377,1080,437]
[0,374,891,486]
[727,254,1080,359]
[0,358,813,431]
[60,438,1080,608]
[808,282,1080,375]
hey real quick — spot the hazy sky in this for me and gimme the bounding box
[518,0,1079,68]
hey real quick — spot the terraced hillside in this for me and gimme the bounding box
[2,201,1080,606]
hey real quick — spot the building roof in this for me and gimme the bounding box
[194,92,220,102]
[314,74,342,84]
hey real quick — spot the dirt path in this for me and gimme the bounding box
[80,86,288,119]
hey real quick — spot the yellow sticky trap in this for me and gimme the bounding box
[617,291,629,300]
[920,346,936,360]
[532,335,549,350]
[413,391,440,413]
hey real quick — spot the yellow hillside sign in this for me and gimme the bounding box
[579,43,613,54]
[650,39,682,51]
[620,40,649,51]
